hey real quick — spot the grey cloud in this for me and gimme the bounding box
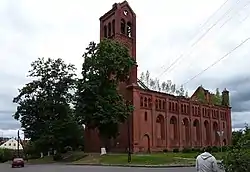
[232,122,247,129]
[0,111,20,130]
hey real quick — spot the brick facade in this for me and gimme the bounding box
[84,1,232,153]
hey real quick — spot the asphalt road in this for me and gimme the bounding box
[0,164,196,172]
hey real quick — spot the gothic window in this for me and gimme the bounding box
[192,106,194,115]
[184,105,187,113]
[121,19,126,34]
[144,97,148,108]
[148,98,152,108]
[104,25,107,38]
[140,96,143,107]
[108,22,111,37]
[156,99,158,109]
[112,19,115,35]
[127,21,132,37]
[181,104,183,113]
[169,102,171,111]
[159,100,162,109]
[163,101,166,110]
[144,112,147,121]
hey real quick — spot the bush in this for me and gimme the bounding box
[211,146,219,153]
[191,148,201,153]
[173,148,179,153]
[0,148,13,162]
[163,149,168,153]
[182,147,191,153]
[224,147,250,172]
[53,153,62,161]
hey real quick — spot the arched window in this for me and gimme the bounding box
[159,100,162,109]
[127,21,132,37]
[140,96,143,107]
[155,99,158,109]
[108,22,111,37]
[144,97,148,107]
[104,25,107,38]
[112,19,115,35]
[121,19,126,34]
[144,112,147,121]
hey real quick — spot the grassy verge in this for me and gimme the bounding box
[72,152,226,166]
[27,151,87,164]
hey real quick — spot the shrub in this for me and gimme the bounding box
[53,153,62,161]
[224,147,250,172]
[173,148,179,153]
[163,149,168,153]
[0,148,13,162]
[191,148,201,153]
[182,147,191,153]
[211,146,219,153]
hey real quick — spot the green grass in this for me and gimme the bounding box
[27,151,87,164]
[72,152,226,165]
[27,156,55,164]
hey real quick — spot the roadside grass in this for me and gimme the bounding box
[72,152,226,165]
[27,151,87,164]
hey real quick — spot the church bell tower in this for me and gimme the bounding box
[99,1,137,85]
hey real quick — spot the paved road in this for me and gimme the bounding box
[0,164,195,172]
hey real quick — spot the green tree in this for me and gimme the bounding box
[213,88,222,105]
[75,39,135,147]
[13,57,83,153]
[178,85,185,96]
[232,130,244,146]
[224,124,250,172]
[196,89,206,103]
[139,72,185,95]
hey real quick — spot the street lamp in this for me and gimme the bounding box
[217,130,224,153]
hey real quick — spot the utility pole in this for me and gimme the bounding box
[17,130,20,157]
[127,116,131,163]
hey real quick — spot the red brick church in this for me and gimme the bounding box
[84,1,232,153]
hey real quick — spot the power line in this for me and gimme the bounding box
[182,37,250,86]
[157,0,242,77]
[182,1,250,73]
[158,0,230,71]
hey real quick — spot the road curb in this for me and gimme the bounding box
[67,163,195,168]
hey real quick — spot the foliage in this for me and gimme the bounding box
[196,89,206,103]
[232,130,244,146]
[139,71,187,96]
[13,57,84,153]
[214,88,222,105]
[0,148,12,162]
[195,87,222,105]
[75,39,135,144]
[223,125,250,172]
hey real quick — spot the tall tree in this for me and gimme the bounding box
[75,39,135,147]
[178,85,185,96]
[145,70,150,87]
[13,57,83,153]
[139,71,185,95]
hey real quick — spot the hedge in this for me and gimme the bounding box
[0,148,24,163]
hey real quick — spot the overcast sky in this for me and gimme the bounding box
[1,0,250,137]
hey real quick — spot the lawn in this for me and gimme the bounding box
[27,151,87,164]
[72,152,226,166]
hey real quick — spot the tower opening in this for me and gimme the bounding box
[127,22,132,37]
[121,19,126,34]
